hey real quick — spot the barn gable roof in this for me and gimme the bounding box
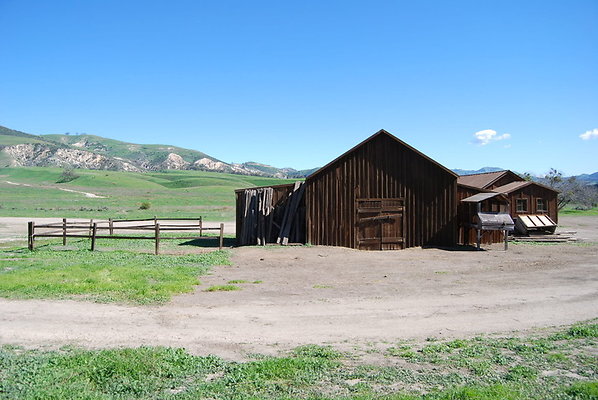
[457,170,523,189]
[306,129,457,181]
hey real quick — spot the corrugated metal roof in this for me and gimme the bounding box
[457,171,507,188]
[478,212,514,227]
[461,192,505,202]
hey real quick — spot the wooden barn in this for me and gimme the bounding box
[236,130,458,250]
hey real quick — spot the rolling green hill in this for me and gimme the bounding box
[42,133,217,164]
[0,167,293,220]
[0,124,318,178]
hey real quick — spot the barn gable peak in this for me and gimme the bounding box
[306,129,457,181]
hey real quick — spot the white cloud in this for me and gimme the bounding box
[580,128,598,140]
[472,129,511,146]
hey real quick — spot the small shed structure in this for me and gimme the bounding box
[457,170,559,240]
[457,184,511,245]
[236,130,458,250]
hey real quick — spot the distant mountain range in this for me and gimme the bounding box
[1,125,596,183]
[0,125,316,178]
[451,167,505,176]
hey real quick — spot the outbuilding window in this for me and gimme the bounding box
[536,198,547,212]
[516,199,528,213]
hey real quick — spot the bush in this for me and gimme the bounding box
[56,166,80,183]
[139,202,151,210]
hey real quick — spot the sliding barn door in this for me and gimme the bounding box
[355,198,405,250]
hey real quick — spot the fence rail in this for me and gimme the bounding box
[27,217,224,254]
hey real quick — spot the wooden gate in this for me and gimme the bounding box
[355,198,405,250]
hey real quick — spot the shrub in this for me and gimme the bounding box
[139,201,151,210]
[56,166,80,183]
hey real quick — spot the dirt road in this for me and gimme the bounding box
[0,216,596,360]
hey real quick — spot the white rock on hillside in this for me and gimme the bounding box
[160,153,190,170]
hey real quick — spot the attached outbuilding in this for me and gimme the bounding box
[457,170,559,239]
[236,130,458,250]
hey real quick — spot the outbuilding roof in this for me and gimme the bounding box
[461,192,508,203]
[456,170,512,188]
[492,181,558,194]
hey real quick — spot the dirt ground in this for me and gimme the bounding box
[0,216,596,360]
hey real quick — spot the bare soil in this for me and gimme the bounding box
[0,216,596,360]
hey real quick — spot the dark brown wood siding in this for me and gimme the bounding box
[305,133,457,249]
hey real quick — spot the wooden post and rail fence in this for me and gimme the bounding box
[27,217,225,254]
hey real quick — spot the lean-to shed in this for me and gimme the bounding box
[236,130,459,250]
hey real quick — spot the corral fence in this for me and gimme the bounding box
[27,217,224,254]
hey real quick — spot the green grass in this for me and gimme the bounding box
[204,284,241,292]
[560,205,598,216]
[0,240,230,304]
[1,322,597,399]
[0,133,47,145]
[227,279,249,284]
[0,166,293,220]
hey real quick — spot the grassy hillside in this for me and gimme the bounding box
[0,126,56,146]
[0,167,293,220]
[43,133,218,164]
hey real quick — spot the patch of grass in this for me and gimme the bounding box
[252,280,263,284]
[560,206,598,216]
[313,284,334,289]
[0,244,230,304]
[0,166,292,220]
[565,381,598,399]
[567,323,598,338]
[204,284,241,292]
[227,279,249,284]
[0,320,597,400]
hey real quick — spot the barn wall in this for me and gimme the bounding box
[508,185,558,223]
[305,134,457,249]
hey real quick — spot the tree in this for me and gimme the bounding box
[544,168,598,210]
[56,166,80,183]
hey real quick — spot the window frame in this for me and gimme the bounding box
[536,198,547,212]
[516,198,528,213]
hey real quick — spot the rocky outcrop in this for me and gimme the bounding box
[160,153,190,170]
[1,144,141,172]
[0,137,316,178]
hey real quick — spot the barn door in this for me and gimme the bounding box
[355,198,405,250]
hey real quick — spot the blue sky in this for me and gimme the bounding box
[1,1,596,175]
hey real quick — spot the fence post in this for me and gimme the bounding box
[28,221,34,251]
[62,218,67,246]
[199,216,203,237]
[91,223,97,251]
[155,223,160,255]
[219,223,224,250]
[89,219,93,237]
[109,218,114,236]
